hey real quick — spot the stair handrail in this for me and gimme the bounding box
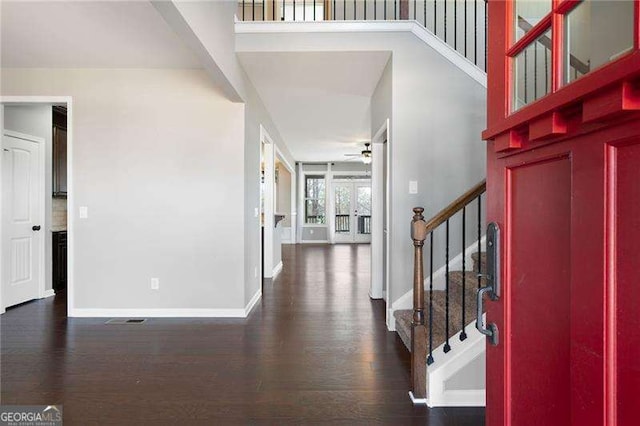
[409,178,486,400]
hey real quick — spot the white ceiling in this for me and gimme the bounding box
[239,51,390,162]
[1,1,201,68]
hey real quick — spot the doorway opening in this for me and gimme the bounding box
[1,98,71,315]
[333,178,372,244]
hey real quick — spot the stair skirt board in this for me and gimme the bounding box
[425,318,486,407]
[388,236,486,331]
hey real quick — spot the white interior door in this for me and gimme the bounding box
[2,131,44,308]
[333,180,371,244]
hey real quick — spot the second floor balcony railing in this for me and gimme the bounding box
[237,0,487,71]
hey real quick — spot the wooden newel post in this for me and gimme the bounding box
[410,207,428,402]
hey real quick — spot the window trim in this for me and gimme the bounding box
[507,0,638,113]
[304,174,327,225]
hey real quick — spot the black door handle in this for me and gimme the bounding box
[32,225,41,231]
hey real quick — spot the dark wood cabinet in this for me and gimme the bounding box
[52,231,67,292]
[53,107,67,197]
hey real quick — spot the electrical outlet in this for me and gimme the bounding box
[79,206,89,219]
[151,278,159,290]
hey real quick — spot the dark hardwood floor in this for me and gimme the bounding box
[1,244,484,425]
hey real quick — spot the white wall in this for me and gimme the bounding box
[1,69,247,312]
[238,29,487,310]
[277,163,292,226]
[153,1,296,307]
[3,105,54,292]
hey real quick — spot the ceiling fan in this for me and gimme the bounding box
[344,142,372,164]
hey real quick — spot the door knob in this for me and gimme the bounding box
[32,225,41,231]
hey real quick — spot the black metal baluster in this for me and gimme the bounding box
[444,0,447,43]
[534,42,538,100]
[333,0,336,19]
[460,206,467,341]
[484,0,487,71]
[434,0,437,35]
[477,194,482,290]
[545,47,549,93]
[303,0,306,20]
[293,0,296,20]
[473,0,477,65]
[385,0,387,19]
[282,0,286,20]
[414,0,416,20]
[427,231,434,365]
[524,49,528,104]
[263,0,265,20]
[395,0,397,19]
[464,0,467,57]
[314,0,317,20]
[273,0,276,20]
[375,0,377,19]
[242,0,245,20]
[252,0,255,20]
[365,0,367,20]
[354,0,357,19]
[454,0,457,50]
[423,0,426,27]
[344,0,346,19]
[444,219,451,353]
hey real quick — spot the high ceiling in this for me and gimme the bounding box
[239,51,390,162]
[1,1,201,68]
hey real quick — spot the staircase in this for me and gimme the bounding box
[399,180,488,406]
[393,253,485,354]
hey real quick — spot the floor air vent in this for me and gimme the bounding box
[105,318,147,324]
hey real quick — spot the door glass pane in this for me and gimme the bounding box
[356,186,371,235]
[513,29,552,111]
[565,0,635,84]
[514,0,552,43]
[335,185,351,233]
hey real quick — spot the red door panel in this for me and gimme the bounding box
[612,138,640,425]
[508,156,572,426]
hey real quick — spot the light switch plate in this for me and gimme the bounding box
[79,206,88,219]
[409,181,418,194]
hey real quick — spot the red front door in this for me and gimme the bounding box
[482,1,640,425]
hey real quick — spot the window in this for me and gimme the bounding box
[564,0,635,84]
[305,175,326,224]
[509,0,636,112]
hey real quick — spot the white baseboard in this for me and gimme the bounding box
[244,288,262,316]
[41,289,55,299]
[68,308,247,318]
[426,319,487,407]
[299,240,329,244]
[409,391,428,405]
[428,389,486,407]
[272,261,283,278]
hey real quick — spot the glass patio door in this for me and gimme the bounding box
[333,180,371,243]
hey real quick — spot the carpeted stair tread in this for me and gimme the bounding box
[394,268,487,354]
[471,252,486,274]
